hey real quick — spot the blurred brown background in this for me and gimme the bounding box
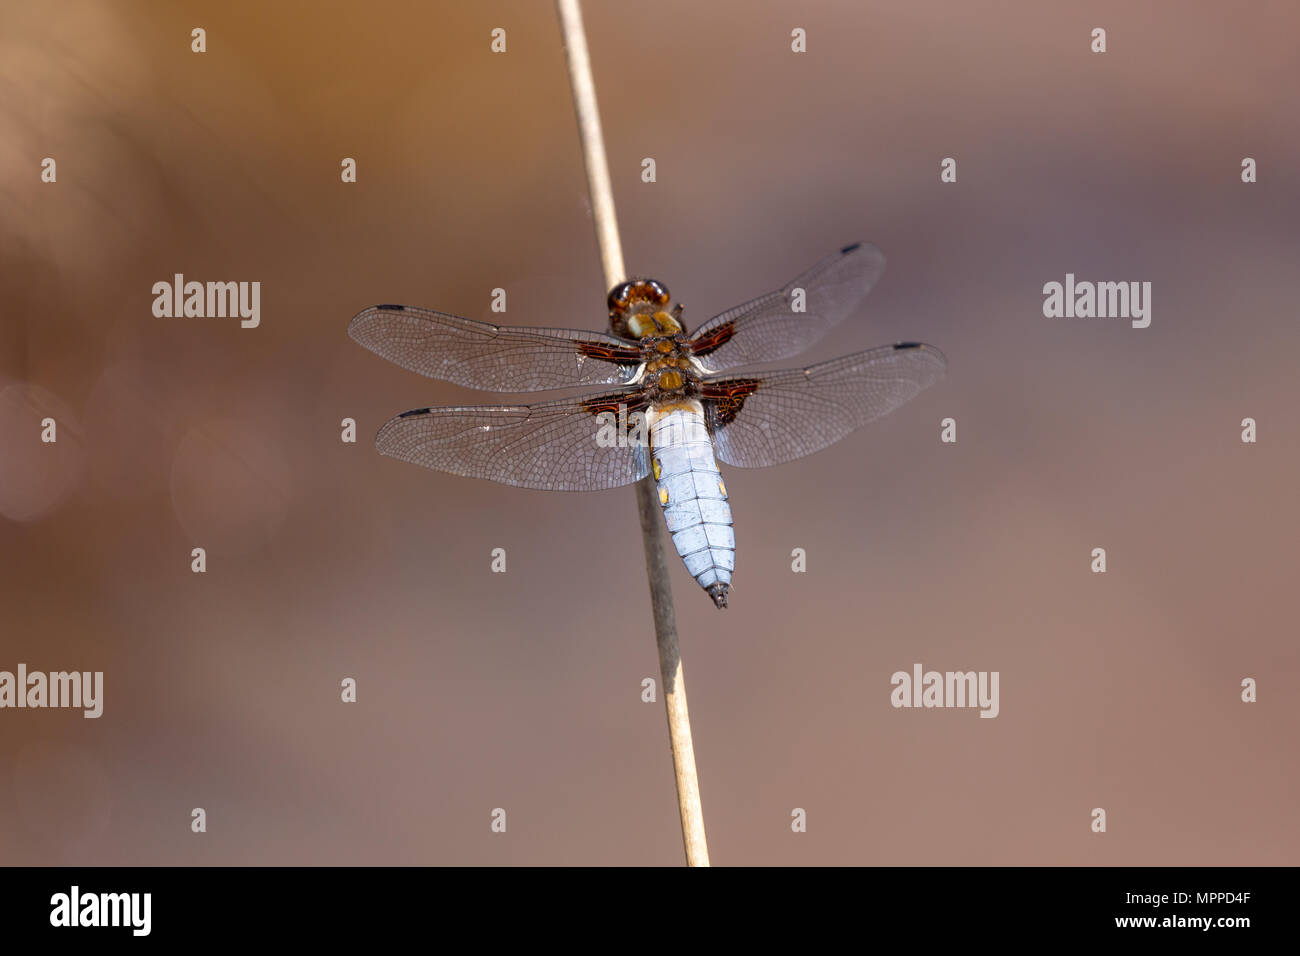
[1,0,1297,865]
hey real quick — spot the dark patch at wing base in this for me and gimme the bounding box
[580,392,650,418]
[701,378,761,427]
[576,341,645,365]
[688,321,737,359]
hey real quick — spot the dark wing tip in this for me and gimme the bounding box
[375,409,429,457]
[893,341,949,373]
[836,241,886,280]
[348,304,409,344]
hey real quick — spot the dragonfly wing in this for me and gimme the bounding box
[701,342,946,468]
[375,388,651,491]
[688,243,887,373]
[349,304,644,392]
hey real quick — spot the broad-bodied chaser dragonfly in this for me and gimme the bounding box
[349,243,945,608]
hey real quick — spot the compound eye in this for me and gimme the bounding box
[607,282,634,314]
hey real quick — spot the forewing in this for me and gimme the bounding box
[702,343,946,468]
[375,388,651,491]
[349,304,644,392]
[688,243,887,373]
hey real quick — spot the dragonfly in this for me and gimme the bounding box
[349,242,946,609]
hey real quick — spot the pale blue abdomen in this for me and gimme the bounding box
[649,402,735,608]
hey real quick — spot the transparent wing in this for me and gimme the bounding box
[688,243,887,373]
[701,343,946,468]
[375,388,651,491]
[349,304,644,392]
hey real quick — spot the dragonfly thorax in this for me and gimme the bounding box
[638,337,700,400]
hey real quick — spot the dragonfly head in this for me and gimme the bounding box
[607,279,684,338]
